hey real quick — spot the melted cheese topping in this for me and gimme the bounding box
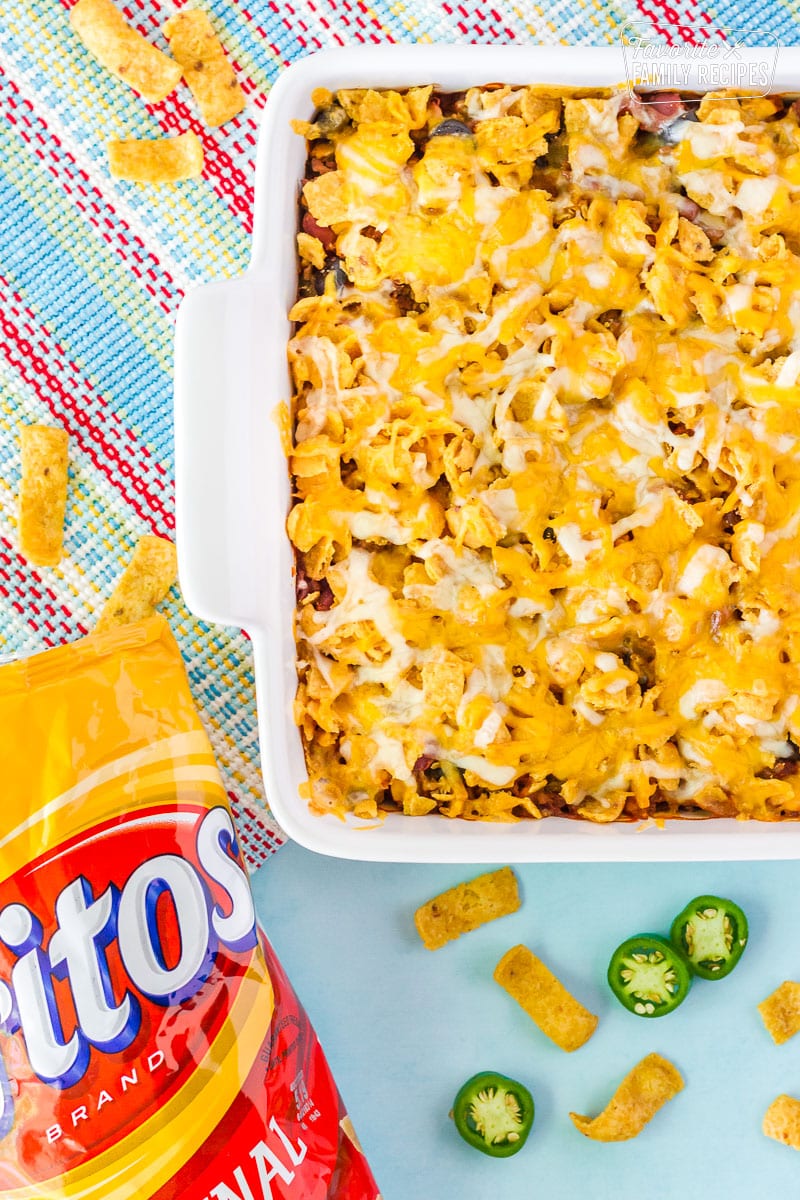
[289,86,800,824]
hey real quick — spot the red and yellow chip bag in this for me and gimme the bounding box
[0,616,380,1199]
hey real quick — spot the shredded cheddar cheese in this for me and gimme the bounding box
[288,86,800,824]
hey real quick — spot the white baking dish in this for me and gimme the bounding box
[175,44,800,861]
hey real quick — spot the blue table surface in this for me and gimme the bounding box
[252,848,800,1200]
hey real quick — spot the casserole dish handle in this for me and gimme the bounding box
[174,276,290,632]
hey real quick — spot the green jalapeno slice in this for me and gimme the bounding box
[451,1071,534,1157]
[670,894,748,980]
[607,933,692,1017]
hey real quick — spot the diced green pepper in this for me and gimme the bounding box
[670,894,748,980]
[451,1071,534,1157]
[607,933,692,1017]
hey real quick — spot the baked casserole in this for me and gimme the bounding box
[287,84,800,825]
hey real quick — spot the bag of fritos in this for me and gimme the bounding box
[0,616,380,1199]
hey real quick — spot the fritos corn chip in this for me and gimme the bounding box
[107,132,204,183]
[96,534,177,631]
[570,1053,684,1142]
[494,944,597,1051]
[414,867,521,950]
[0,617,380,1199]
[758,981,800,1045]
[298,230,327,269]
[18,423,70,566]
[764,1094,800,1150]
[69,0,182,104]
[163,9,246,127]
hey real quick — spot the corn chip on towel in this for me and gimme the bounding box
[0,1,796,866]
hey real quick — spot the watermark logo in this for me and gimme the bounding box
[621,26,779,102]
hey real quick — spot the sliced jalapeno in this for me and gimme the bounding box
[670,894,748,980]
[451,1071,534,1157]
[608,934,692,1018]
